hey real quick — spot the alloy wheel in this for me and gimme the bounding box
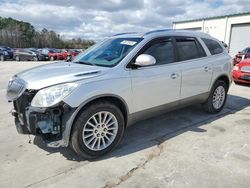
[82,111,118,151]
[212,86,226,109]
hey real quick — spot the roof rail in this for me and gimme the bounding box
[113,32,138,36]
[144,29,172,36]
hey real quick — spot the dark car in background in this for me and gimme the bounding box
[0,46,14,61]
[29,48,49,61]
[233,47,250,65]
[14,49,37,61]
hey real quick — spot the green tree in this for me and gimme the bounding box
[0,16,95,49]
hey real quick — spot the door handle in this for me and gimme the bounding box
[171,73,178,79]
[204,66,209,72]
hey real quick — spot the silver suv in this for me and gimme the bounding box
[7,30,232,158]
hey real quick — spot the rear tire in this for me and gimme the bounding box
[202,80,228,114]
[70,101,125,159]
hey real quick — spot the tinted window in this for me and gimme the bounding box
[143,38,174,65]
[202,38,223,55]
[176,37,206,61]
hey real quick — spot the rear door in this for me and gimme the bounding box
[174,36,213,100]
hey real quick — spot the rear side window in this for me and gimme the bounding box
[143,38,175,65]
[175,37,206,61]
[202,38,223,55]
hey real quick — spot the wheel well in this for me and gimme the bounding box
[74,96,128,126]
[217,75,230,90]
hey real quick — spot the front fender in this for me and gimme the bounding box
[62,94,130,147]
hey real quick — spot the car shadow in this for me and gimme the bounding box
[33,94,250,161]
[235,82,250,87]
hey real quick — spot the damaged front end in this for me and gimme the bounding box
[7,76,76,147]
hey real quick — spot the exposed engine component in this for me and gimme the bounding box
[36,109,61,134]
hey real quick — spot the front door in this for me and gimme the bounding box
[129,37,182,113]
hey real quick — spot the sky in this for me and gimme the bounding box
[0,0,249,40]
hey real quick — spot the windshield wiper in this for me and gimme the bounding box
[73,61,96,66]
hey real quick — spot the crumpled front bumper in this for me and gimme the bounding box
[12,102,76,148]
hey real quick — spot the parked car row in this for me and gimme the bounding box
[0,46,83,62]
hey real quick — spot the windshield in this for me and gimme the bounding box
[73,37,143,67]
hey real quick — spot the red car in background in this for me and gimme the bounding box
[40,48,63,61]
[233,59,250,84]
[48,49,64,61]
[233,47,250,65]
[61,49,80,61]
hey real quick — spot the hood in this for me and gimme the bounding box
[16,62,108,90]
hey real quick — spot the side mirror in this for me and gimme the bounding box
[134,54,156,67]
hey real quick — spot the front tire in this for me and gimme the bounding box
[71,101,125,159]
[33,56,38,61]
[66,55,72,62]
[15,55,20,61]
[0,55,5,61]
[202,80,228,114]
[50,56,54,61]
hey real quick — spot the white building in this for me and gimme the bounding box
[173,12,250,56]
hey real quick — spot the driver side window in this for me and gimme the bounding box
[143,38,175,65]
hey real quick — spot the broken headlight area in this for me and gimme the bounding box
[12,90,75,144]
